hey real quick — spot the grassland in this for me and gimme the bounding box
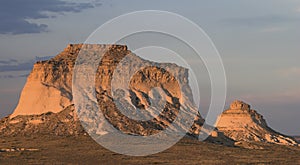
[0,135,299,164]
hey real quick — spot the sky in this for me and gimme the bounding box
[0,0,299,135]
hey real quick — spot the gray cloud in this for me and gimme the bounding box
[0,56,53,72]
[0,0,101,34]
[0,60,34,72]
[223,15,298,27]
[0,59,18,65]
[0,74,29,79]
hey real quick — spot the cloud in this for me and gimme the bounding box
[0,56,53,72]
[223,15,297,27]
[278,67,300,77]
[0,59,18,65]
[260,27,287,33]
[0,60,34,72]
[0,74,29,79]
[0,0,100,35]
[235,89,300,106]
[296,7,300,13]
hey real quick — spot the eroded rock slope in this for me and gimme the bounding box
[217,100,298,146]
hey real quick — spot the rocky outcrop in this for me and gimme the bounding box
[3,44,298,148]
[3,44,232,145]
[0,105,84,136]
[1,103,235,145]
[217,100,298,146]
[11,45,78,117]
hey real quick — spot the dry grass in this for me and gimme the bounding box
[0,135,299,164]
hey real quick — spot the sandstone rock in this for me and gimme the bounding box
[0,105,84,136]
[11,45,78,117]
[217,100,298,146]
[3,44,298,148]
[234,141,264,150]
[2,44,231,144]
[230,100,250,111]
[0,148,39,152]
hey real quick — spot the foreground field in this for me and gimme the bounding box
[0,135,299,164]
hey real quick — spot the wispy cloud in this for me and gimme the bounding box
[278,67,300,77]
[0,59,18,65]
[260,27,287,33]
[224,15,293,26]
[239,89,300,105]
[0,56,53,72]
[222,15,298,31]
[0,0,101,35]
[296,7,300,13]
[0,73,29,79]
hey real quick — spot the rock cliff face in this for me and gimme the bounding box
[217,100,298,146]
[3,44,231,144]
[11,45,78,117]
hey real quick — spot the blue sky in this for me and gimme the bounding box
[0,0,299,135]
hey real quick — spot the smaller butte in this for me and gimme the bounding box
[217,100,298,146]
